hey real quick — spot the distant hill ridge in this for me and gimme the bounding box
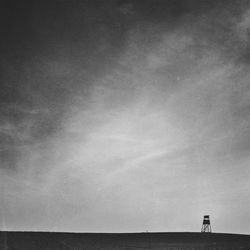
[0,231,250,249]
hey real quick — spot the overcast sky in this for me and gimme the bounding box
[1,0,250,234]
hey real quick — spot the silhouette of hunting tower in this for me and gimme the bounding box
[201,215,212,233]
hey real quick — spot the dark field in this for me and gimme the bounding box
[0,232,250,250]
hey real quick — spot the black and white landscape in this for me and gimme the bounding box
[1,0,250,248]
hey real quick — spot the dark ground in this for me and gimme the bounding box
[0,232,250,250]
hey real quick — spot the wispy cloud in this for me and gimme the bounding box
[1,0,250,233]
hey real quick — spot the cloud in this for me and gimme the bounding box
[236,8,250,42]
[1,0,250,233]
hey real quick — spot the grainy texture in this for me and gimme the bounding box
[1,0,250,234]
[0,232,250,250]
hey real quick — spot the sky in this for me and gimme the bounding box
[0,0,250,234]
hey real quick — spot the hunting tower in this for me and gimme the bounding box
[201,215,212,233]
